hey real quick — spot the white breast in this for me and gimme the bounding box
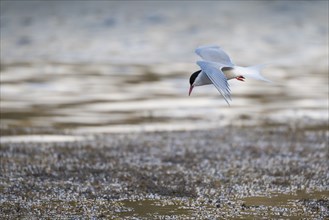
[194,66,242,87]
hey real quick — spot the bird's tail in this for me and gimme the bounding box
[241,64,272,83]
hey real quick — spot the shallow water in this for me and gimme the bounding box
[0,1,328,137]
[1,1,328,137]
[1,61,328,137]
[0,2,328,218]
[114,190,329,219]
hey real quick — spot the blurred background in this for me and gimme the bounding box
[1,1,328,134]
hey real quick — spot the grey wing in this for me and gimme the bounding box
[195,45,234,67]
[197,61,231,105]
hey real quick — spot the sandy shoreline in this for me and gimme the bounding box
[1,1,328,218]
[1,122,328,219]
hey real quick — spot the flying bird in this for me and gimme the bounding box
[189,45,271,105]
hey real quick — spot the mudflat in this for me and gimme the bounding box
[1,121,328,219]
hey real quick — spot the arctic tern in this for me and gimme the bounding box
[189,45,271,105]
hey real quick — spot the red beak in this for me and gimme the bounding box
[188,85,194,96]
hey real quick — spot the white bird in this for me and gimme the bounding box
[189,45,271,105]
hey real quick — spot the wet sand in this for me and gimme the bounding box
[1,1,328,219]
[1,121,328,219]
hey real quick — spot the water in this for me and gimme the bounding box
[1,1,328,134]
[1,3,328,218]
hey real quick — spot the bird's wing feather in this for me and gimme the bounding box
[195,45,234,67]
[197,61,231,105]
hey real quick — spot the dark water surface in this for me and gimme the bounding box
[1,61,328,137]
[0,1,328,219]
[1,1,328,136]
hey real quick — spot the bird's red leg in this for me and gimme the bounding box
[236,76,245,82]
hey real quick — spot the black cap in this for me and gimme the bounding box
[189,70,201,85]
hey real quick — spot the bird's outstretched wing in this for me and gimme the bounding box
[197,61,231,105]
[195,45,234,67]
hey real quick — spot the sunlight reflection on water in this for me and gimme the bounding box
[0,1,328,134]
[1,62,327,134]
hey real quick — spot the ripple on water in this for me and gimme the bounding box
[0,62,328,133]
[0,135,92,144]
